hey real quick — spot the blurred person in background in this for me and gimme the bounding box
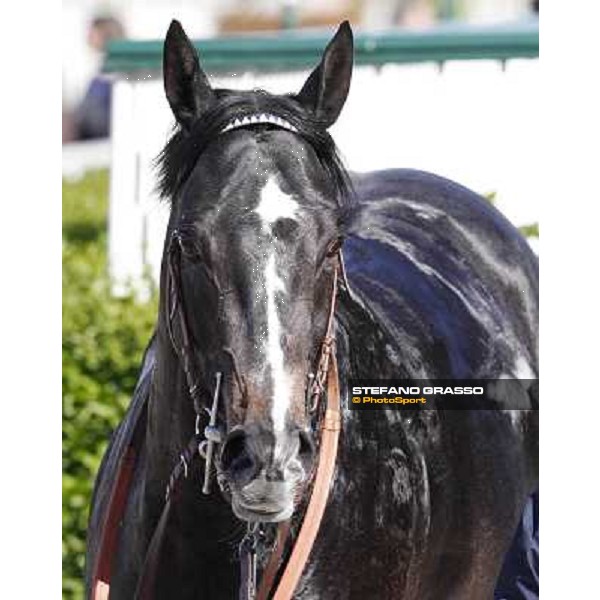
[73,15,125,141]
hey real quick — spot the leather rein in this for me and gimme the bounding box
[91,227,347,600]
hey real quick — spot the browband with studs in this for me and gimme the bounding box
[220,113,298,134]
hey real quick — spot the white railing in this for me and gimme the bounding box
[62,140,111,180]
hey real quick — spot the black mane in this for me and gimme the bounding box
[155,90,353,205]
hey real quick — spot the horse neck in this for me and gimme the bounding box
[333,289,433,572]
[336,287,406,380]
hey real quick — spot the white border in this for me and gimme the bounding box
[0,2,61,596]
[541,2,600,596]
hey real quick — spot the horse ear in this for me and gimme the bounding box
[163,20,214,130]
[296,21,353,128]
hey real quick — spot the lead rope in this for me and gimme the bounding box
[272,353,341,600]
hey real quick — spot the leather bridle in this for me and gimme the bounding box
[148,227,343,596]
[146,229,344,600]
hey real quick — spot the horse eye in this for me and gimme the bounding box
[272,218,299,240]
[179,238,203,263]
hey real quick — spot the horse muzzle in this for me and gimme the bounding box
[231,479,296,522]
[219,426,312,522]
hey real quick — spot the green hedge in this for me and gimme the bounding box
[62,170,157,599]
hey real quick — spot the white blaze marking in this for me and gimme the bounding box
[255,177,299,226]
[264,254,288,431]
[255,177,299,432]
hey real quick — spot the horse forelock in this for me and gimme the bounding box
[155,89,353,207]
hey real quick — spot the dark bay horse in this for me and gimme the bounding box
[86,20,538,599]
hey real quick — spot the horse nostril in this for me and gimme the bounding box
[265,467,285,482]
[298,429,315,460]
[220,429,258,484]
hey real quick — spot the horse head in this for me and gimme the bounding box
[158,20,353,522]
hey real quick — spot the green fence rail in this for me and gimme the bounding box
[104,22,538,75]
